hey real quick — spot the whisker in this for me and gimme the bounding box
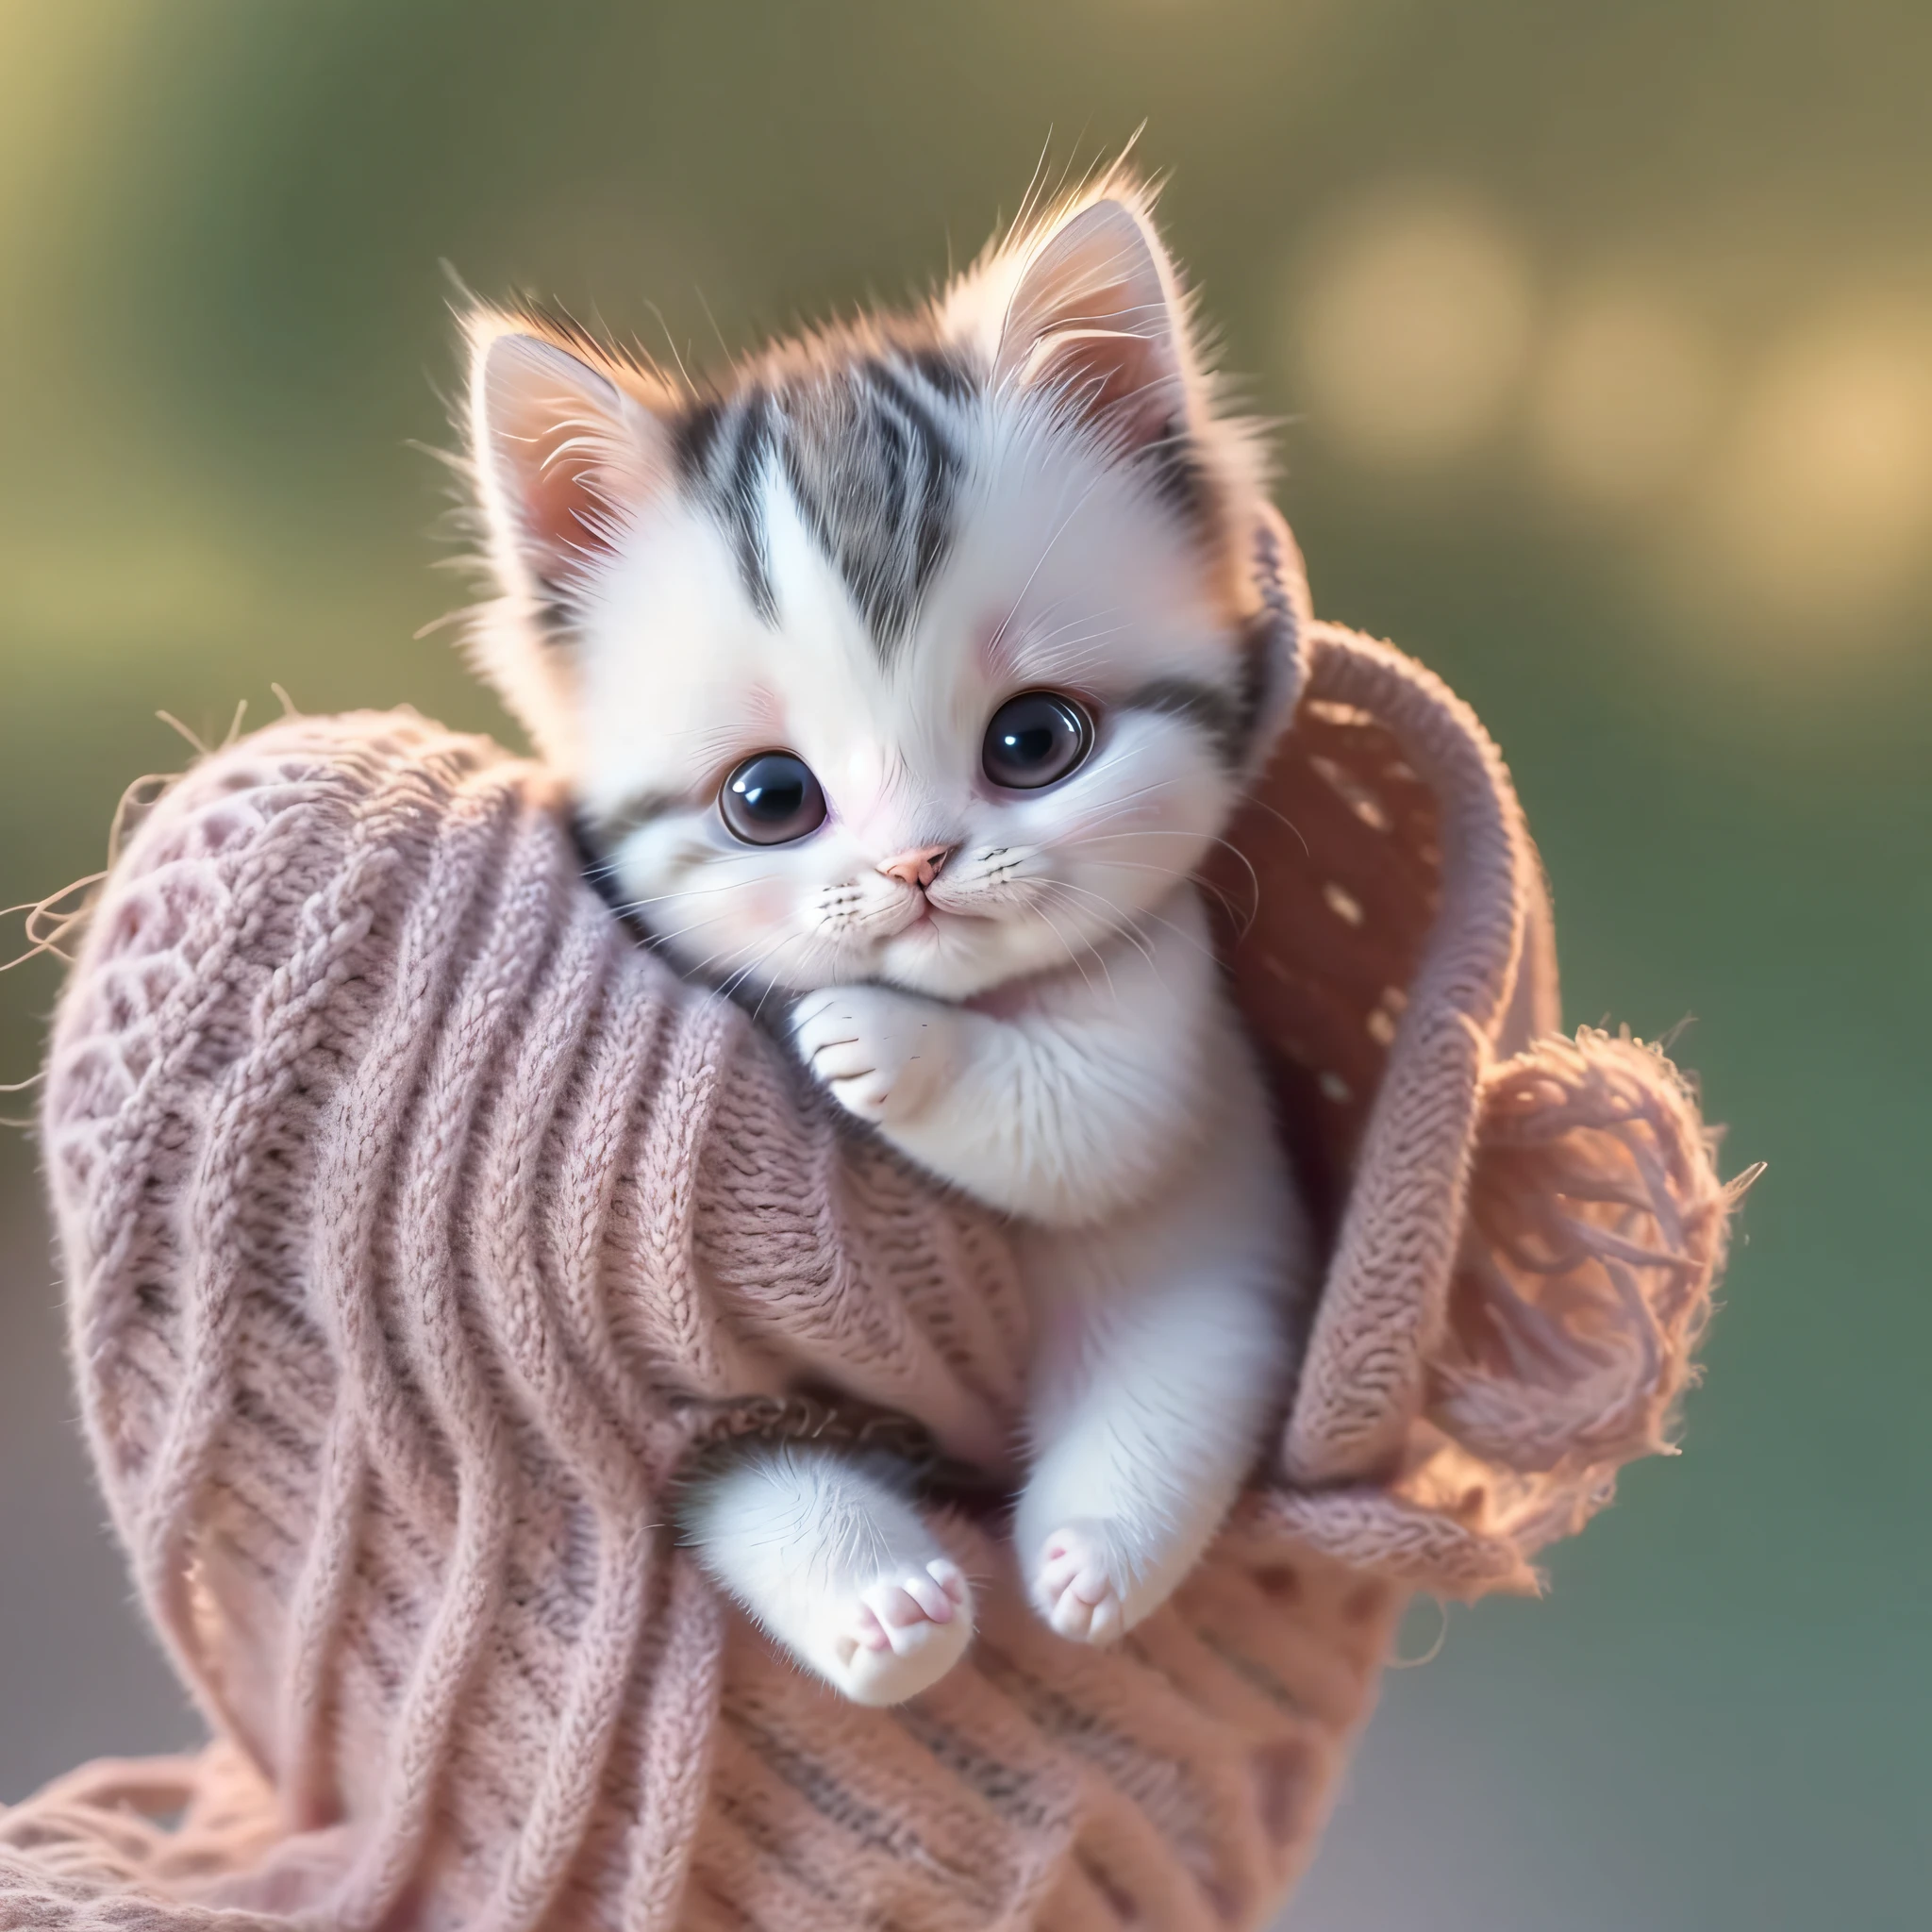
[1065,829,1264,932]
[1041,875,1216,977]
[664,915,772,982]
[1033,878,1157,976]
[1025,890,1105,995]
[748,943,811,1024]
[1230,795,1309,858]
[641,923,726,958]
[718,927,805,1006]
[612,878,752,917]
[1081,857,1255,937]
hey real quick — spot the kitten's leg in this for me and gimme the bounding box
[678,1441,974,1706]
[1013,1122,1299,1643]
[1016,1269,1285,1642]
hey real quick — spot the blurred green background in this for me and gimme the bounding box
[2,3,1927,1925]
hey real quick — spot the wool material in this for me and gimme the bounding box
[1,521,1740,1929]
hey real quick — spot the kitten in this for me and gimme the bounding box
[462,175,1310,1706]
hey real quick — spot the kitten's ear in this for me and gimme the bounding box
[995,196,1191,454]
[467,317,667,611]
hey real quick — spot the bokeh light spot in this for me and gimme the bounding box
[1530,286,1722,508]
[1701,305,1932,620]
[1291,192,1534,470]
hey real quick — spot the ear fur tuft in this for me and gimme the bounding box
[996,198,1184,448]
[941,168,1273,584]
[460,308,671,761]
[466,314,666,602]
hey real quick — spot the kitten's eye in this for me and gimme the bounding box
[719,752,827,844]
[982,691,1092,791]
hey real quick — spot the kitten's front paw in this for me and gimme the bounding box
[824,1558,974,1707]
[1030,1521,1137,1645]
[791,986,957,1125]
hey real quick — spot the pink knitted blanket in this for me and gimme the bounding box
[2,538,1740,1930]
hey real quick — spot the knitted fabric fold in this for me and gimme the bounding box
[2,525,1741,1930]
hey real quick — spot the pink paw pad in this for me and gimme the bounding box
[1036,1525,1127,1644]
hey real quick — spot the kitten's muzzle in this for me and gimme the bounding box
[876,844,956,891]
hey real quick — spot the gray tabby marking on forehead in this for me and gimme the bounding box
[672,391,780,623]
[781,353,973,658]
[673,338,979,654]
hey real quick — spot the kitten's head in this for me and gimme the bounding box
[463,177,1283,1001]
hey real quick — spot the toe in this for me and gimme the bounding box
[831,1076,891,1119]
[813,1041,875,1081]
[904,1572,957,1624]
[928,1558,969,1606]
[1049,1591,1092,1641]
[1033,1524,1130,1644]
[1071,1564,1112,1607]
[865,1583,924,1633]
[791,991,841,1035]
[831,1573,976,1707]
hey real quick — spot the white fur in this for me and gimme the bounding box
[464,179,1307,1705]
[679,1445,973,1706]
[796,891,1300,1658]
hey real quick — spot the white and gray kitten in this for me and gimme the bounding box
[463,178,1311,1705]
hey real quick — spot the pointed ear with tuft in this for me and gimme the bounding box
[468,321,667,619]
[995,197,1192,457]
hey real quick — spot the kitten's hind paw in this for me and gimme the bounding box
[1032,1523,1132,1645]
[823,1558,974,1706]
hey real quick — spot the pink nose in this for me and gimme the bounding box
[876,843,954,890]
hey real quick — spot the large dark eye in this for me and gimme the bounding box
[982,691,1092,790]
[719,751,827,844]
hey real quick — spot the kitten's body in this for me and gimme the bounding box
[463,176,1310,1704]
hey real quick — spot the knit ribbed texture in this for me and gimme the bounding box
[2,525,1741,1929]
